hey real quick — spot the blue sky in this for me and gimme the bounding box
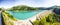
[0,0,60,9]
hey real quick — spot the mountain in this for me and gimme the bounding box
[8,5,39,11]
[3,5,60,12]
[51,5,60,15]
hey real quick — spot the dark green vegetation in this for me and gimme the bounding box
[53,8,60,15]
[33,13,60,25]
[8,5,39,11]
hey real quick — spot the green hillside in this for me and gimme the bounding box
[33,12,60,25]
[8,5,39,11]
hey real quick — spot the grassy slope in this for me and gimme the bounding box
[33,12,60,25]
[2,11,18,25]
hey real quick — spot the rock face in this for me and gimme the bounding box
[53,8,60,15]
[0,11,2,25]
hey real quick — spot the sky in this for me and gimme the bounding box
[0,0,60,9]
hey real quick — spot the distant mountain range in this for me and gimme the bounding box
[6,5,59,10]
[0,5,60,10]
